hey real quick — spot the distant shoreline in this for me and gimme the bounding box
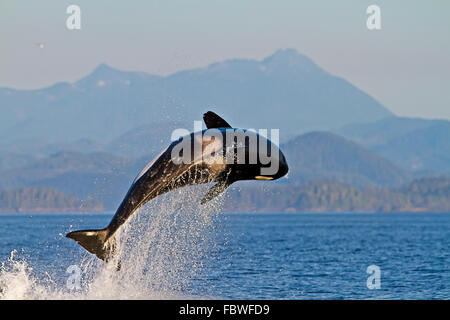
[2,176,449,214]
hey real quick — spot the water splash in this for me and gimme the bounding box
[0,185,226,300]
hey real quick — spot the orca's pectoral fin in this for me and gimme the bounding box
[200,180,233,204]
[203,111,232,129]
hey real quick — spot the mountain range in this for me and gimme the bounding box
[0,132,425,210]
[0,49,392,147]
[0,49,448,212]
[281,132,412,188]
[335,117,450,174]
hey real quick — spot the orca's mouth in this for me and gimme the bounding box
[255,176,274,180]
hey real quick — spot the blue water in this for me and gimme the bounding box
[0,212,449,299]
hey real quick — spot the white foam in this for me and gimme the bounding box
[0,185,225,300]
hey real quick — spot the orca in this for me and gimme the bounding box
[66,111,289,261]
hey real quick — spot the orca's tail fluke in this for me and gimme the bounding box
[66,228,113,261]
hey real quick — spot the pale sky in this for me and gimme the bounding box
[0,0,449,120]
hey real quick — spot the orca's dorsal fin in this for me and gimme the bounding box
[200,179,234,205]
[203,111,232,129]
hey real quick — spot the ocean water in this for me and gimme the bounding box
[0,207,449,299]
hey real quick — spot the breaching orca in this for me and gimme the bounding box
[66,111,288,261]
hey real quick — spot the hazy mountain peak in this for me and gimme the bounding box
[92,63,118,74]
[88,63,127,81]
[186,49,316,77]
[75,63,151,88]
[262,48,318,71]
[268,48,301,59]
